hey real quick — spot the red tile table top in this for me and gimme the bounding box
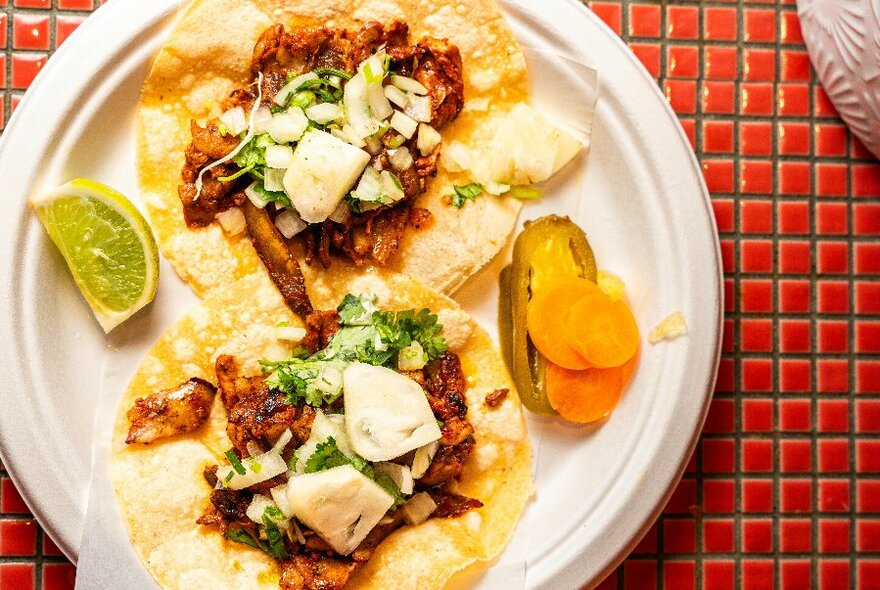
[0,1,879,589]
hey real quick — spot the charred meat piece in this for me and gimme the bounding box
[300,309,341,354]
[429,489,484,518]
[412,38,465,129]
[227,383,316,455]
[484,388,509,408]
[418,436,475,487]
[125,378,216,444]
[243,199,315,319]
[280,553,359,590]
[424,354,475,446]
[215,355,266,410]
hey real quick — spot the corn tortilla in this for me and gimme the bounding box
[110,266,532,589]
[138,0,528,297]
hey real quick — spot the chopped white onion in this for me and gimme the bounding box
[272,429,294,454]
[410,440,439,479]
[374,462,414,495]
[330,127,353,144]
[268,108,309,144]
[397,341,426,371]
[359,54,385,83]
[329,201,351,224]
[379,170,405,202]
[390,111,418,139]
[383,84,409,108]
[390,74,428,95]
[416,123,442,156]
[246,494,281,524]
[288,518,307,544]
[270,483,294,519]
[275,208,307,239]
[264,168,286,192]
[305,102,343,124]
[367,83,394,120]
[220,106,248,136]
[275,72,319,106]
[389,147,413,171]
[342,124,367,148]
[364,135,383,155]
[315,364,344,398]
[403,94,432,123]
[402,492,437,525]
[344,72,381,138]
[214,207,246,236]
[265,144,294,168]
[275,325,307,342]
[246,441,263,458]
[251,106,273,135]
[217,449,288,490]
[465,97,490,111]
[245,182,268,209]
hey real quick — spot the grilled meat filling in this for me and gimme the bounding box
[125,378,216,444]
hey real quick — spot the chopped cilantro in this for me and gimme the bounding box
[262,358,346,406]
[261,513,289,559]
[336,293,378,326]
[449,183,484,208]
[374,474,405,507]
[224,529,265,551]
[225,450,246,475]
[251,181,291,207]
[304,437,354,473]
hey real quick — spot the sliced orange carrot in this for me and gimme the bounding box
[545,353,638,423]
[563,290,639,368]
[526,277,603,370]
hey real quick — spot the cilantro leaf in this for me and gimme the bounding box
[224,528,266,552]
[449,183,484,208]
[373,308,447,361]
[261,513,289,559]
[304,437,353,473]
[262,358,345,406]
[251,181,291,207]
[374,474,405,507]
[337,293,378,326]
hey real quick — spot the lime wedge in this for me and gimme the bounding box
[31,178,159,333]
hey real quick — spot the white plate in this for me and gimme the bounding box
[0,0,722,587]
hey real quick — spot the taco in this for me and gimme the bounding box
[111,265,532,589]
[138,0,583,303]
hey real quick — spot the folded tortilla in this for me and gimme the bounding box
[110,264,532,588]
[138,0,528,297]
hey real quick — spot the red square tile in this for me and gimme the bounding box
[781,479,813,512]
[704,7,737,41]
[781,439,812,473]
[815,124,848,157]
[713,199,734,232]
[667,45,698,79]
[781,359,812,393]
[724,279,734,313]
[817,202,849,235]
[704,480,735,513]
[855,243,880,274]
[663,519,695,553]
[590,2,621,34]
[819,520,851,553]
[853,135,874,159]
[721,318,734,352]
[741,83,774,116]
[779,280,811,313]
[781,50,812,81]
[818,359,849,393]
[779,123,810,155]
[742,439,773,472]
[702,439,735,473]
[629,4,661,37]
[679,118,696,149]
[741,280,773,312]
[630,43,660,78]
[0,15,6,49]
[705,398,735,433]
[742,358,773,392]
[817,241,849,274]
[780,518,812,551]
[702,81,735,114]
[857,322,880,353]
[743,399,773,432]
[703,520,734,553]
[779,399,811,432]
[818,321,849,353]
[778,240,811,274]
[819,400,850,432]
[721,239,734,273]
[716,358,734,392]
[704,560,735,590]
[858,399,880,432]
[742,479,773,513]
[58,0,94,8]
[816,163,848,196]
[42,532,63,557]
[56,15,86,47]
[744,49,775,81]
[12,14,48,50]
[742,560,774,590]
[703,120,734,154]
[819,480,851,512]
[859,481,880,512]
[665,79,697,114]
[0,564,35,590]
[741,318,773,352]
[815,86,839,117]
[779,83,811,116]
[11,53,48,89]
[42,563,76,590]
[858,561,880,590]
[740,122,773,156]
[820,561,850,590]
[744,8,776,42]
[857,281,880,312]
[702,159,734,194]
[631,523,657,555]
[741,161,773,194]
[779,161,812,195]
[742,519,773,553]
[704,46,738,80]
[818,282,850,314]
[0,520,37,556]
[778,201,810,234]
[854,203,880,235]
[665,479,697,515]
[740,200,772,234]
[857,361,880,393]
[667,5,699,39]
[13,0,50,7]
[858,440,880,473]
[854,164,880,197]
[741,239,773,272]
[780,320,810,353]
[1,478,31,514]
[664,562,694,590]
[818,439,849,472]
[623,560,656,587]
[781,12,804,44]
[782,560,812,590]
[857,521,880,552]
